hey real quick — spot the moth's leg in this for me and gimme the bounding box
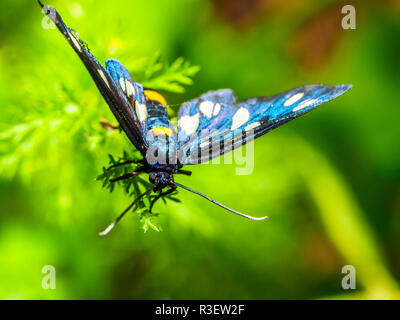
[149,185,177,213]
[100,118,119,131]
[176,169,192,176]
[107,159,144,170]
[110,168,144,183]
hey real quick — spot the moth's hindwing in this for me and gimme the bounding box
[177,84,352,164]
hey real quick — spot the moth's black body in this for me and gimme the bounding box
[39,1,351,234]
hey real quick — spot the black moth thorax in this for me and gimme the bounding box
[148,171,174,191]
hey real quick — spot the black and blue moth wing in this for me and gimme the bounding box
[40,3,148,155]
[177,84,352,164]
[105,59,149,142]
[177,89,237,163]
[106,59,177,167]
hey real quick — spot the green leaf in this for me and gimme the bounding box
[140,210,162,233]
[141,56,200,93]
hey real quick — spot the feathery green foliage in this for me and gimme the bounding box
[1,48,198,232]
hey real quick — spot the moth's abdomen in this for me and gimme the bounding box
[144,100,178,167]
[145,101,172,134]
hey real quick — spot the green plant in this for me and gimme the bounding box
[0,50,199,232]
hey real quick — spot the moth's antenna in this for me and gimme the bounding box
[99,186,153,236]
[173,182,268,221]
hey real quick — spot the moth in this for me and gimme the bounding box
[39,2,351,235]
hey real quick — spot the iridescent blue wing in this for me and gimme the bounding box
[105,59,148,142]
[177,89,237,147]
[40,3,148,155]
[177,84,351,164]
[106,59,177,167]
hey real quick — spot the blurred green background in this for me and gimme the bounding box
[0,0,399,299]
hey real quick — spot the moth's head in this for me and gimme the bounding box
[149,172,174,190]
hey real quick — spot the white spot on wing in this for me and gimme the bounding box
[292,98,319,112]
[69,32,82,52]
[245,121,260,131]
[231,107,250,130]
[179,114,200,135]
[284,92,304,106]
[125,80,136,98]
[135,102,147,122]
[213,103,221,116]
[199,101,214,118]
[98,69,110,88]
[119,78,126,93]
